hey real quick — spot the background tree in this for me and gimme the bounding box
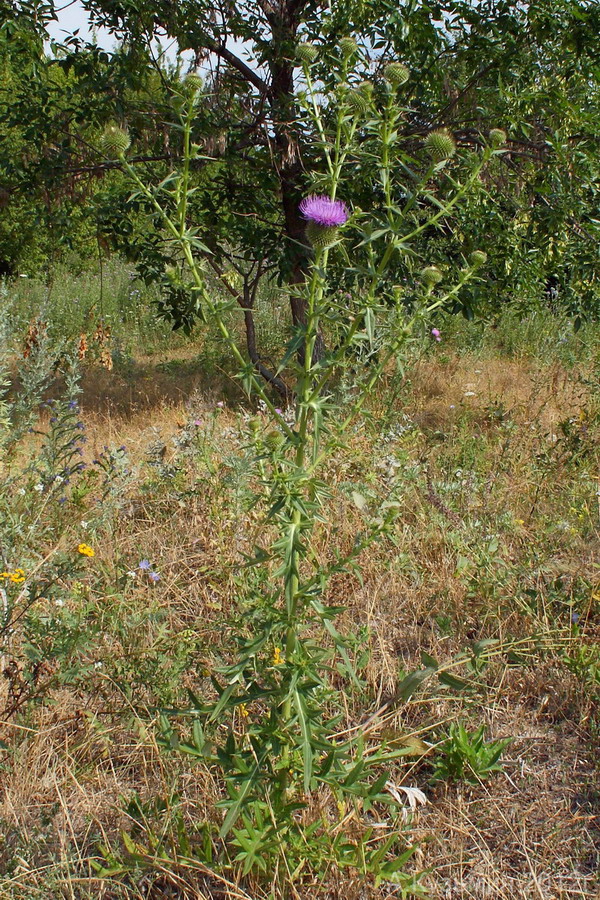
[3,0,599,360]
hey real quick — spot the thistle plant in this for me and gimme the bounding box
[100,47,502,887]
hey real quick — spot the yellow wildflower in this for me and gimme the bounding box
[77,543,95,558]
[273,646,283,666]
[239,703,249,719]
[1,568,26,583]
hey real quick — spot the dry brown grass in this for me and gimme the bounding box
[1,347,599,899]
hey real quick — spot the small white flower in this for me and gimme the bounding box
[80,520,89,530]
[54,475,63,484]
[126,570,137,578]
[18,488,26,495]
[94,661,103,669]
[34,483,44,492]
[54,598,65,607]
[464,391,476,397]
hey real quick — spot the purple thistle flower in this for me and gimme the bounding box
[431,328,441,342]
[148,572,161,583]
[299,195,349,227]
[139,559,152,571]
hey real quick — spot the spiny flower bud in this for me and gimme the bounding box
[264,429,285,451]
[183,73,203,95]
[340,36,358,58]
[384,62,410,87]
[347,86,371,116]
[469,250,487,268]
[357,81,374,99]
[297,42,318,65]
[420,266,443,287]
[489,128,507,148]
[99,125,131,158]
[425,129,456,162]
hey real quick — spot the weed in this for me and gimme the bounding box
[430,723,511,785]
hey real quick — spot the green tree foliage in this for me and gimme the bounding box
[2,0,599,330]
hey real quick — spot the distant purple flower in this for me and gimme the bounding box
[275,408,283,416]
[431,328,441,342]
[571,612,580,624]
[139,559,152,571]
[216,401,224,408]
[299,195,349,227]
[193,419,202,426]
[148,572,161,583]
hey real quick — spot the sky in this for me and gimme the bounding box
[44,0,241,69]
[46,0,116,49]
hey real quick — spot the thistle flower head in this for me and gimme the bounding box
[265,429,285,451]
[183,73,203,96]
[489,128,507,148]
[421,266,443,287]
[300,195,349,249]
[300,195,349,227]
[99,125,131,158]
[425,130,456,162]
[469,250,488,268]
[297,42,318,65]
[357,80,374,99]
[340,36,358,58]
[384,62,410,87]
[347,86,371,116]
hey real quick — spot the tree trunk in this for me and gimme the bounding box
[268,13,324,360]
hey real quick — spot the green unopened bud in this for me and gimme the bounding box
[347,87,371,116]
[306,221,341,249]
[264,429,285,451]
[99,125,130,158]
[183,73,203,96]
[425,130,456,162]
[357,81,374,99]
[297,42,318,65]
[469,250,487,268]
[421,266,443,287]
[384,62,410,87]
[340,36,358,58]
[489,128,507,148]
